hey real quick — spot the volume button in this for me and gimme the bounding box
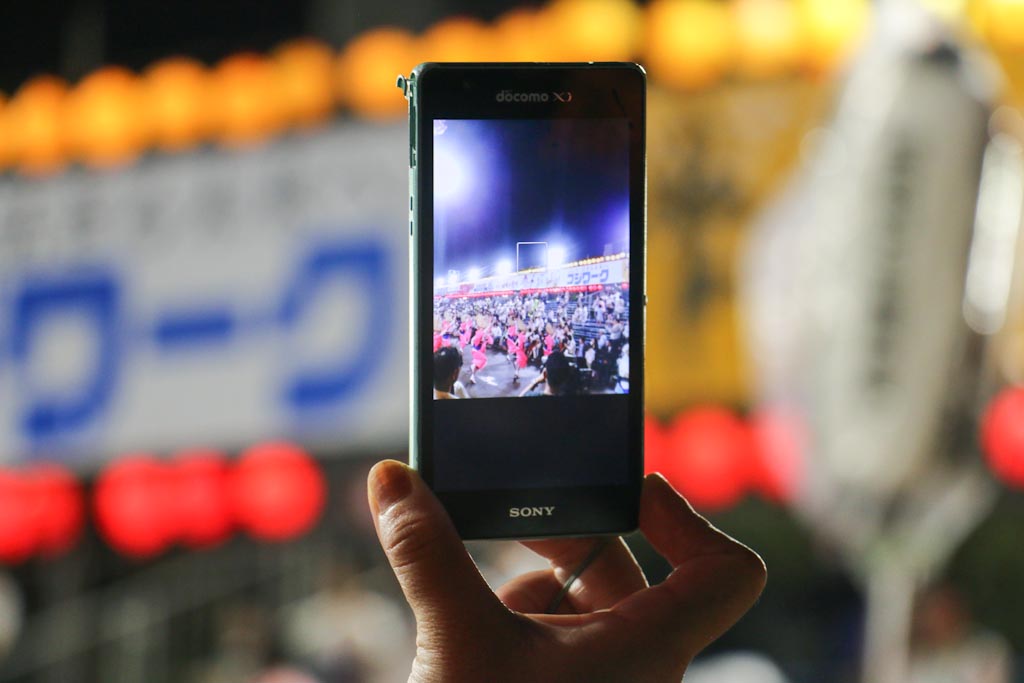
[409,99,417,168]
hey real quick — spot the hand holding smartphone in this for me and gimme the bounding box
[405,63,646,539]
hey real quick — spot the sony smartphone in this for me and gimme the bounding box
[403,63,645,539]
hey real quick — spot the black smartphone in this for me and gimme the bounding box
[404,63,645,539]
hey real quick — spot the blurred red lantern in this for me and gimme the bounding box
[981,387,1024,488]
[27,463,85,558]
[659,407,752,511]
[0,471,37,564]
[229,442,326,542]
[644,414,670,476]
[172,450,233,549]
[94,456,176,559]
[749,408,805,504]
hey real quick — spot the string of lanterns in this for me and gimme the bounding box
[0,442,326,564]
[0,0,876,176]
[0,392,1021,565]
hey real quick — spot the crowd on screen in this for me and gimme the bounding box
[432,286,630,398]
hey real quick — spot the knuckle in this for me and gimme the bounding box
[380,507,444,571]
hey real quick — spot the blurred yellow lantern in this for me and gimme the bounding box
[335,27,419,120]
[143,57,214,152]
[733,0,802,79]
[420,17,500,62]
[493,8,559,61]
[644,0,735,90]
[64,66,151,169]
[797,0,870,76]
[984,0,1024,52]
[543,0,642,62]
[0,93,10,171]
[211,53,287,148]
[7,75,70,176]
[272,38,336,129]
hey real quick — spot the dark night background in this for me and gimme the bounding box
[0,0,539,94]
[433,118,630,276]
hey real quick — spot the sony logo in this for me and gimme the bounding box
[495,91,573,103]
[509,506,556,518]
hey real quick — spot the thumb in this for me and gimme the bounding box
[368,460,505,633]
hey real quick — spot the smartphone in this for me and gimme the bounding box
[404,63,645,539]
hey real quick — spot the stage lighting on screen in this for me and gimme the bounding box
[548,244,567,267]
[435,276,446,289]
[433,120,490,211]
[496,258,513,275]
[467,267,482,281]
[447,270,460,285]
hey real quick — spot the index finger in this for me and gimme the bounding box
[613,474,766,656]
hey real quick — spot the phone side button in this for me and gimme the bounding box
[644,294,648,307]
[410,220,414,236]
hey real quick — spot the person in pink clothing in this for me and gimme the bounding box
[543,333,555,358]
[469,327,492,384]
[505,333,528,380]
[459,317,473,348]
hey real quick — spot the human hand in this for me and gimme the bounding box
[367,460,766,683]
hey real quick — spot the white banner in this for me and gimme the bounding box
[0,124,410,466]
[437,257,627,297]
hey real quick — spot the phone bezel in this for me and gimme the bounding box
[409,63,646,539]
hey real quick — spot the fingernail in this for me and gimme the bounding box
[369,460,413,517]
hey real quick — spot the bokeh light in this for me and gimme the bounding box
[7,75,69,176]
[335,27,419,120]
[420,17,499,62]
[211,53,287,147]
[94,456,176,560]
[0,93,12,171]
[644,0,736,91]
[172,450,234,550]
[797,0,870,76]
[0,471,38,564]
[27,464,85,559]
[543,0,642,62]
[63,66,151,169]
[494,8,559,61]
[647,408,754,511]
[980,0,1024,53]
[749,408,805,504]
[732,0,802,80]
[981,386,1024,489]
[143,57,214,152]
[229,442,326,542]
[272,38,336,129]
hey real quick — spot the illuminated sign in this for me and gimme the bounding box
[0,125,409,464]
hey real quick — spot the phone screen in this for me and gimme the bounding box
[430,116,632,492]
